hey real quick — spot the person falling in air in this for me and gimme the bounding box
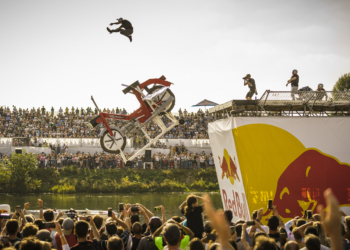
[107,17,133,42]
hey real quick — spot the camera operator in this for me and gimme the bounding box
[286,69,299,100]
[243,74,256,100]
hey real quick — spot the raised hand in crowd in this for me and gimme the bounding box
[55,210,65,221]
[112,210,130,232]
[270,204,285,229]
[317,188,343,250]
[38,199,43,219]
[23,202,29,213]
[202,193,234,250]
[54,221,68,246]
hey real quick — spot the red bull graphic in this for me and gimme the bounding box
[272,149,350,218]
[218,149,240,185]
[0,209,8,213]
[223,121,350,222]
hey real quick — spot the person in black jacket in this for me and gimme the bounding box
[107,18,133,42]
[244,74,256,100]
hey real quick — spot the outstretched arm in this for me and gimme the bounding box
[297,221,312,238]
[179,201,187,211]
[160,205,166,225]
[137,203,154,219]
[317,189,343,250]
[177,222,195,239]
[152,222,167,240]
[38,199,44,219]
[272,205,285,229]
[138,207,150,228]
[242,223,253,250]
[110,22,121,26]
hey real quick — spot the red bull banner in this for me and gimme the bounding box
[208,117,350,222]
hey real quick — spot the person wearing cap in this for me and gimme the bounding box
[243,74,256,100]
[107,18,133,42]
[136,217,163,250]
[54,218,78,250]
[286,70,299,100]
[53,221,71,250]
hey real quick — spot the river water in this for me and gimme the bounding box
[0,192,223,219]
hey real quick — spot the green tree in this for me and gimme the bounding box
[0,151,41,193]
[333,72,350,91]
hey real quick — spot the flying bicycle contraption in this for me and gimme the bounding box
[89,76,184,167]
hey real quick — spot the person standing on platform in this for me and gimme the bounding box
[244,74,256,100]
[316,83,328,101]
[286,69,299,100]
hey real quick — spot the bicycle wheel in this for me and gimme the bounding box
[148,85,175,115]
[100,126,126,154]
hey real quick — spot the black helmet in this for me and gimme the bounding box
[149,216,162,226]
[118,18,124,22]
[292,69,298,74]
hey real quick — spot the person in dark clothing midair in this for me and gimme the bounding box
[107,18,133,42]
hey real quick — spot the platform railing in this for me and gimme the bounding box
[258,90,350,108]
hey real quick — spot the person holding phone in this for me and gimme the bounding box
[54,218,77,250]
[247,208,268,237]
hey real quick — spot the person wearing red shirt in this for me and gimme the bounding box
[55,218,78,250]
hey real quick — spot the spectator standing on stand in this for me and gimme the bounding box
[179,194,205,239]
[286,69,299,100]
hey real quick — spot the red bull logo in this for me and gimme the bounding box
[271,149,350,218]
[0,209,8,213]
[218,149,240,185]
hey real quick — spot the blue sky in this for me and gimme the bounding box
[1,0,349,113]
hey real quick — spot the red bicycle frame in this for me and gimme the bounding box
[93,76,172,136]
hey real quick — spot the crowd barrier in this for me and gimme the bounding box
[159,139,211,148]
[67,147,174,155]
[0,147,51,155]
[0,138,210,149]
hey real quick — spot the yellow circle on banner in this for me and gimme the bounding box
[232,124,306,221]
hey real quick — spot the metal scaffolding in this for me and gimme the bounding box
[209,90,350,119]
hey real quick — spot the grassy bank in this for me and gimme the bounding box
[30,167,219,193]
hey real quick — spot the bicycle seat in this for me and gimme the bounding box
[122,81,140,94]
[142,86,169,101]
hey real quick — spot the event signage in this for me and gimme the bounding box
[209,117,350,222]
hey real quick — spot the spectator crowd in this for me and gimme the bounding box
[0,147,214,170]
[0,106,211,141]
[0,190,348,250]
